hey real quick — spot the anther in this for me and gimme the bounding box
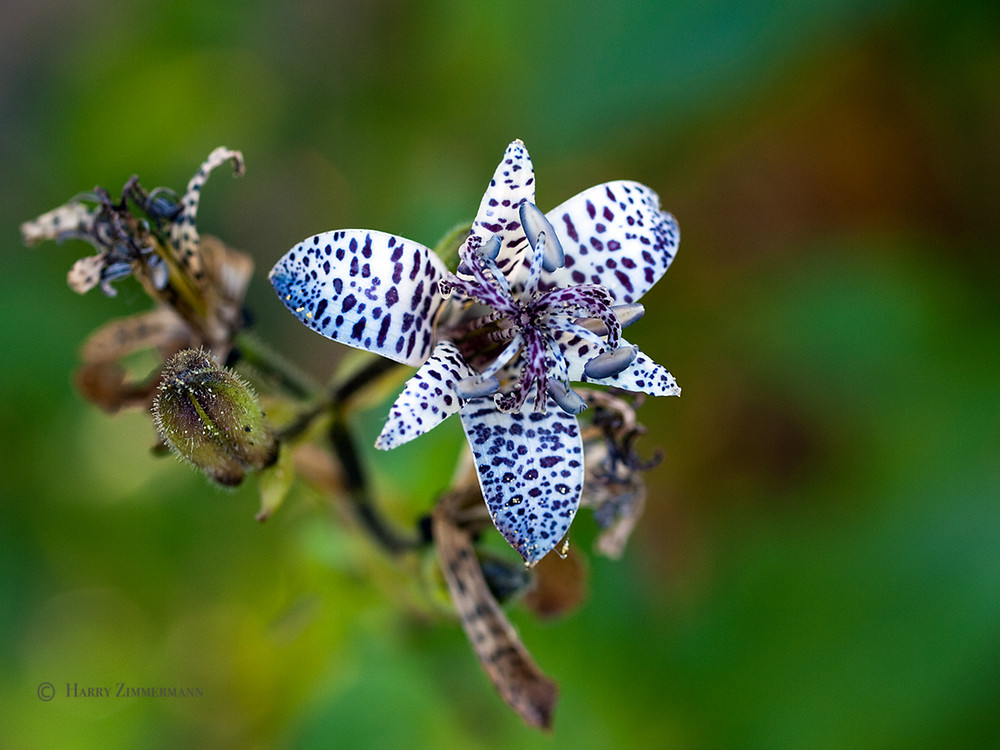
[476,234,501,261]
[612,303,645,328]
[455,375,501,399]
[547,380,587,415]
[575,303,645,336]
[519,201,564,271]
[583,345,638,380]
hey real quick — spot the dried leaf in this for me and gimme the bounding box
[198,234,254,352]
[76,307,191,412]
[433,497,558,730]
[521,545,588,619]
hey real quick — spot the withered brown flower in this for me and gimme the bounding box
[22,147,253,412]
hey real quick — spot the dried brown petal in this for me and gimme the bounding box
[198,234,254,352]
[67,254,108,295]
[169,147,245,286]
[433,497,558,730]
[592,482,646,559]
[76,307,191,412]
[521,545,588,619]
[21,201,98,246]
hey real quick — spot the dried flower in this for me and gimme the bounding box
[580,390,660,558]
[270,140,680,564]
[22,148,253,411]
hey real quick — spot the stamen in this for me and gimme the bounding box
[612,303,645,328]
[476,234,501,261]
[441,198,645,417]
[523,230,547,293]
[479,334,525,380]
[484,327,517,344]
[521,330,550,411]
[575,303,644,336]
[519,201,565,272]
[441,253,515,313]
[456,375,501,399]
[463,241,513,299]
[546,317,611,351]
[545,336,571,383]
[584,345,639,380]
[548,380,587,414]
[446,309,508,341]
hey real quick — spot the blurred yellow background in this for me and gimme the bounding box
[2,1,998,747]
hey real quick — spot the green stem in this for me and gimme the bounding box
[234,330,321,400]
[328,410,424,555]
[274,354,407,442]
[330,355,404,404]
[235,327,417,555]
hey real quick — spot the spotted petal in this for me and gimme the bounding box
[560,333,680,397]
[468,140,535,277]
[459,398,583,565]
[543,181,679,304]
[583,347,680,396]
[21,202,99,247]
[171,147,245,285]
[270,230,448,366]
[375,341,474,450]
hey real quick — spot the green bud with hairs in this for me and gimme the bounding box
[153,349,277,486]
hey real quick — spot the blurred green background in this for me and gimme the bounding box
[2,0,999,747]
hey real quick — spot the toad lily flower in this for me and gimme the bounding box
[270,140,680,564]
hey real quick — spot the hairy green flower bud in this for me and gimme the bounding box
[153,349,277,486]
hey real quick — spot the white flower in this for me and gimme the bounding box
[270,140,680,564]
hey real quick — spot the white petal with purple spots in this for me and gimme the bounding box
[170,147,245,285]
[459,398,584,565]
[561,333,680,397]
[270,229,448,366]
[467,140,535,277]
[375,341,474,450]
[543,180,679,304]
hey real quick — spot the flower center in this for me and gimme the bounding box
[438,202,641,415]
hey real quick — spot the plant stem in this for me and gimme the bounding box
[235,326,417,555]
[233,330,321,399]
[330,355,403,404]
[328,409,424,555]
